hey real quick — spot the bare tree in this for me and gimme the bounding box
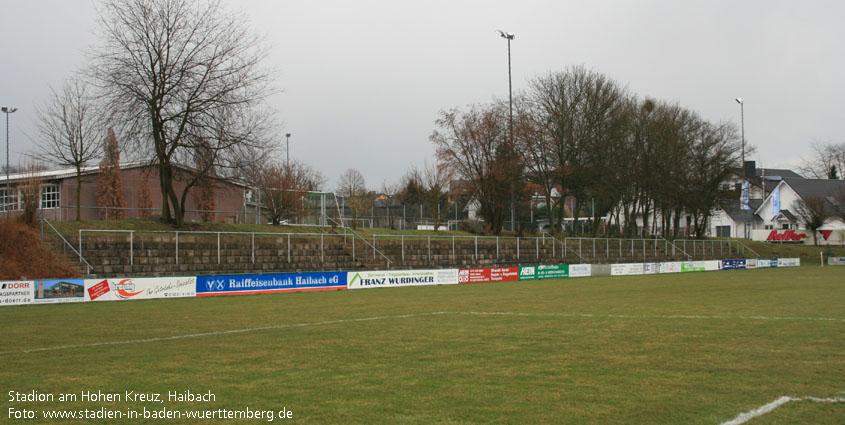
[36,79,105,220]
[18,165,43,227]
[259,161,319,225]
[95,128,126,219]
[91,0,277,226]
[380,180,403,230]
[431,102,515,234]
[794,196,831,246]
[798,142,845,179]
[336,168,368,229]
[405,163,454,231]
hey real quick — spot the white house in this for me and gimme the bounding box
[751,177,845,244]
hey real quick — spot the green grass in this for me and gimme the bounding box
[1,267,843,424]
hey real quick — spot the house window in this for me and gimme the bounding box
[781,223,790,230]
[764,225,773,230]
[40,184,60,209]
[716,225,731,237]
[0,187,18,211]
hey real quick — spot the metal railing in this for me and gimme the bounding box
[560,237,687,261]
[41,219,93,275]
[77,228,393,269]
[674,239,753,259]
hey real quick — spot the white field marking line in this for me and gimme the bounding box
[719,395,845,425]
[0,312,450,356]
[2,310,842,356]
[442,311,845,322]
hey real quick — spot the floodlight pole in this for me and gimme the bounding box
[2,106,18,219]
[499,30,515,230]
[736,98,747,238]
[285,133,291,167]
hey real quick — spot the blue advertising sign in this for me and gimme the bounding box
[721,259,747,270]
[196,272,347,296]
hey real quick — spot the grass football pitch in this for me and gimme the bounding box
[1,267,843,424]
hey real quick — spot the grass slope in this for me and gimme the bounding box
[1,267,843,424]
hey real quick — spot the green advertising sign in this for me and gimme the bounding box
[537,264,569,279]
[681,262,705,272]
[519,266,538,280]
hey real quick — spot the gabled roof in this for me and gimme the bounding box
[782,177,845,199]
[718,198,763,223]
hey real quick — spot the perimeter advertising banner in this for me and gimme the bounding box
[746,258,758,269]
[33,279,86,304]
[458,267,519,284]
[777,258,800,267]
[642,263,661,274]
[721,259,747,270]
[681,261,719,272]
[348,269,458,289]
[660,262,683,273]
[611,263,644,276]
[517,265,570,280]
[756,259,777,268]
[198,272,346,296]
[87,277,197,301]
[569,264,592,278]
[0,281,34,306]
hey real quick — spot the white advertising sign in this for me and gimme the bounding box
[745,259,758,269]
[703,260,721,271]
[777,258,800,267]
[660,262,682,273]
[569,264,591,278]
[642,263,661,274]
[0,281,35,306]
[85,277,197,301]
[611,263,644,276]
[348,269,459,289]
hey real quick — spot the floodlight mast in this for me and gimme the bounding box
[2,106,18,219]
[497,29,515,230]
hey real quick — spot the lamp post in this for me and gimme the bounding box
[735,98,747,238]
[735,98,744,167]
[497,29,515,230]
[2,106,17,219]
[285,133,291,167]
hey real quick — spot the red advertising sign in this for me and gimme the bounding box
[458,267,519,284]
[766,230,807,242]
[458,268,490,284]
[87,279,110,301]
[489,267,519,282]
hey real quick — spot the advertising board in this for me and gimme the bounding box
[569,264,592,277]
[0,281,34,306]
[660,262,682,273]
[642,263,661,274]
[87,277,198,301]
[721,259,747,270]
[198,272,345,296]
[537,264,569,279]
[458,267,519,284]
[519,266,537,280]
[33,279,86,304]
[777,258,800,267]
[611,263,644,276]
[348,269,457,289]
[682,261,706,272]
[746,258,757,269]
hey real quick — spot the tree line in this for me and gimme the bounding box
[433,65,744,238]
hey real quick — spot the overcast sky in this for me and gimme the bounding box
[1,0,843,190]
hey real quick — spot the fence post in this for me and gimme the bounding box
[475,236,478,261]
[217,232,221,264]
[130,231,134,266]
[287,234,291,263]
[536,237,539,259]
[373,235,376,259]
[452,236,455,262]
[78,230,83,263]
[321,234,325,263]
[352,236,356,261]
[517,237,520,260]
[428,236,431,263]
[496,237,499,260]
[176,231,179,265]
[252,233,255,264]
[401,235,405,264]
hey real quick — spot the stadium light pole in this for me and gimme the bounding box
[2,106,17,219]
[735,98,747,238]
[285,133,291,167]
[498,29,515,230]
[735,98,745,167]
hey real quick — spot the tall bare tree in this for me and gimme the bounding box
[798,141,845,179]
[432,102,515,234]
[36,79,105,220]
[794,196,831,246]
[95,128,126,219]
[404,163,454,231]
[336,168,369,229]
[259,161,320,225]
[91,0,277,226]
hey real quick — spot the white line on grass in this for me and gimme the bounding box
[719,395,845,425]
[1,310,842,356]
